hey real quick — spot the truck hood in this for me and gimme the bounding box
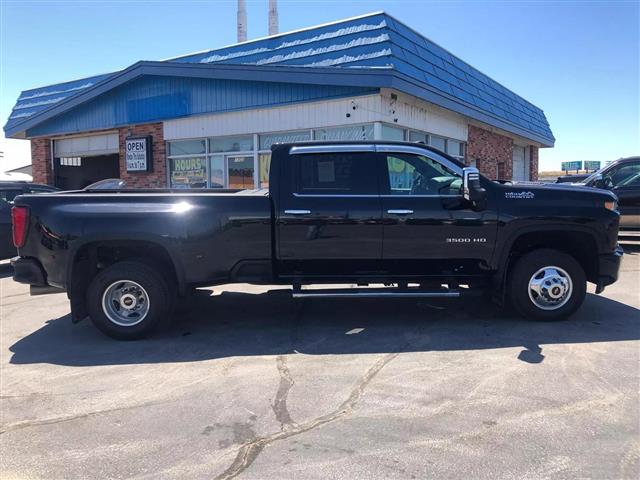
[500,181,617,200]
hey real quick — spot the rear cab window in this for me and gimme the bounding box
[295,152,379,195]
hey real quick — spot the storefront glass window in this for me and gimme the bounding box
[169,157,207,188]
[227,155,255,189]
[447,140,462,157]
[209,155,224,188]
[259,130,311,150]
[259,153,271,188]
[409,130,428,144]
[313,124,374,141]
[209,135,254,153]
[168,140,206,156]
[430,135,446,152]
[381,125,405,141]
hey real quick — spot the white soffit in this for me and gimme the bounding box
[54,133,119,157]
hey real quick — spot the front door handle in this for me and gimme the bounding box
[284,209,311,215]
[387,209,414,215]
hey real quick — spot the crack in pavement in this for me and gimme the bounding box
[0,399,171,434]
[213,351,399,480]
[214,300,441,480]
[271,355,295,429]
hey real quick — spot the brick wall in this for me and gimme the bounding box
[30,138,53,184]
[118,123,166,188]
[466,125,514,180]
[529,146,539,181]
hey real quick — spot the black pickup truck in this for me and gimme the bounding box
[11,141,623,339]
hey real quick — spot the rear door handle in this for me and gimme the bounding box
[284,209,311,215]
[387,209,414,215]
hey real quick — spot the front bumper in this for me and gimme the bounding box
[10,256,47,286]
[595,245,624,293]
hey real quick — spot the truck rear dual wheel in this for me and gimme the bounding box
[509,249,586,321]
[86,261,173,340]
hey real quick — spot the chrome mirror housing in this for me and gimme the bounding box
[462,167,487,210]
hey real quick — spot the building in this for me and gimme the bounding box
[6,164,33,176]
[4,12,553,190]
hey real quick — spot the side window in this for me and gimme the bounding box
[297,152,377,195]
[610,163,640,187]
[0,190,22,204]
[620,172,640,187]
[385,153,461,196]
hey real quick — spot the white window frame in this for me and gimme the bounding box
[407,128,466,162]
[165,123,467,189]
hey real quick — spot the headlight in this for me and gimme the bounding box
[604,200,618,211]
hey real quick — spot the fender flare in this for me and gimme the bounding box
[65,233,187,294]
[491,224,601,304]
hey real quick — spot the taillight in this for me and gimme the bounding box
[11,206,29,248]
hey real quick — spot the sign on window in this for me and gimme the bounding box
[125,136,152,172]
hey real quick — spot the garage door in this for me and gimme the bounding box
[54,133,119,157]
[512,146,529,182]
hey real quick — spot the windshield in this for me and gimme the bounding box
[84,178,127,190]
[580,166,610,185]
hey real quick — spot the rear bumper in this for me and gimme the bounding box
[596,245,624,293]
[10,256,47,286]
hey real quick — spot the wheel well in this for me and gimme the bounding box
[68,241,180,322]
[507,230,598,282]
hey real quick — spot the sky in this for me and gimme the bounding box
[0,0,638,172]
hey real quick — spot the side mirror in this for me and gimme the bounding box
[463,167,487,209]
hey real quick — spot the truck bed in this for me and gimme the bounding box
[14,189,274,289]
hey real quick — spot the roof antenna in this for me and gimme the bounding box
[268,0,279,36]
[237,0,248,42]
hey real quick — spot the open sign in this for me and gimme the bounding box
[125,136,152,172]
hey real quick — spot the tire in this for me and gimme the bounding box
[86,261,173,340]
[508,249,586,321]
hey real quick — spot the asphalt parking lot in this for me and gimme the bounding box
[1,245,639,480]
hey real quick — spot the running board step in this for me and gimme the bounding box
[291,287,461,299]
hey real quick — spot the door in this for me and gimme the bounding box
[608,161,640,228]
[380,150,498,277]
[226,155,255,189]
[277,149,383,278]
[54,154,120,190]
[512,146,528,182]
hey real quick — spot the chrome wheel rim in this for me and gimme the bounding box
[527,266,573,311]
[101,280,150,326]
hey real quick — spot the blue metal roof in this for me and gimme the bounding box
[25,70,379,137]
[4,12,554,145]
[6,73,113,133]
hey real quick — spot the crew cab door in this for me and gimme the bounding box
[608,161,640,229]
[277,146,383,278]
[378,146,498,276]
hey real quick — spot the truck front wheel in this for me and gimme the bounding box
[86,261,173,340]
[508,249,586,321]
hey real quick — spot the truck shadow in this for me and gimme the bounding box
[9,290,640,367]
[620,241,639,255]
[0,263,13,279]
